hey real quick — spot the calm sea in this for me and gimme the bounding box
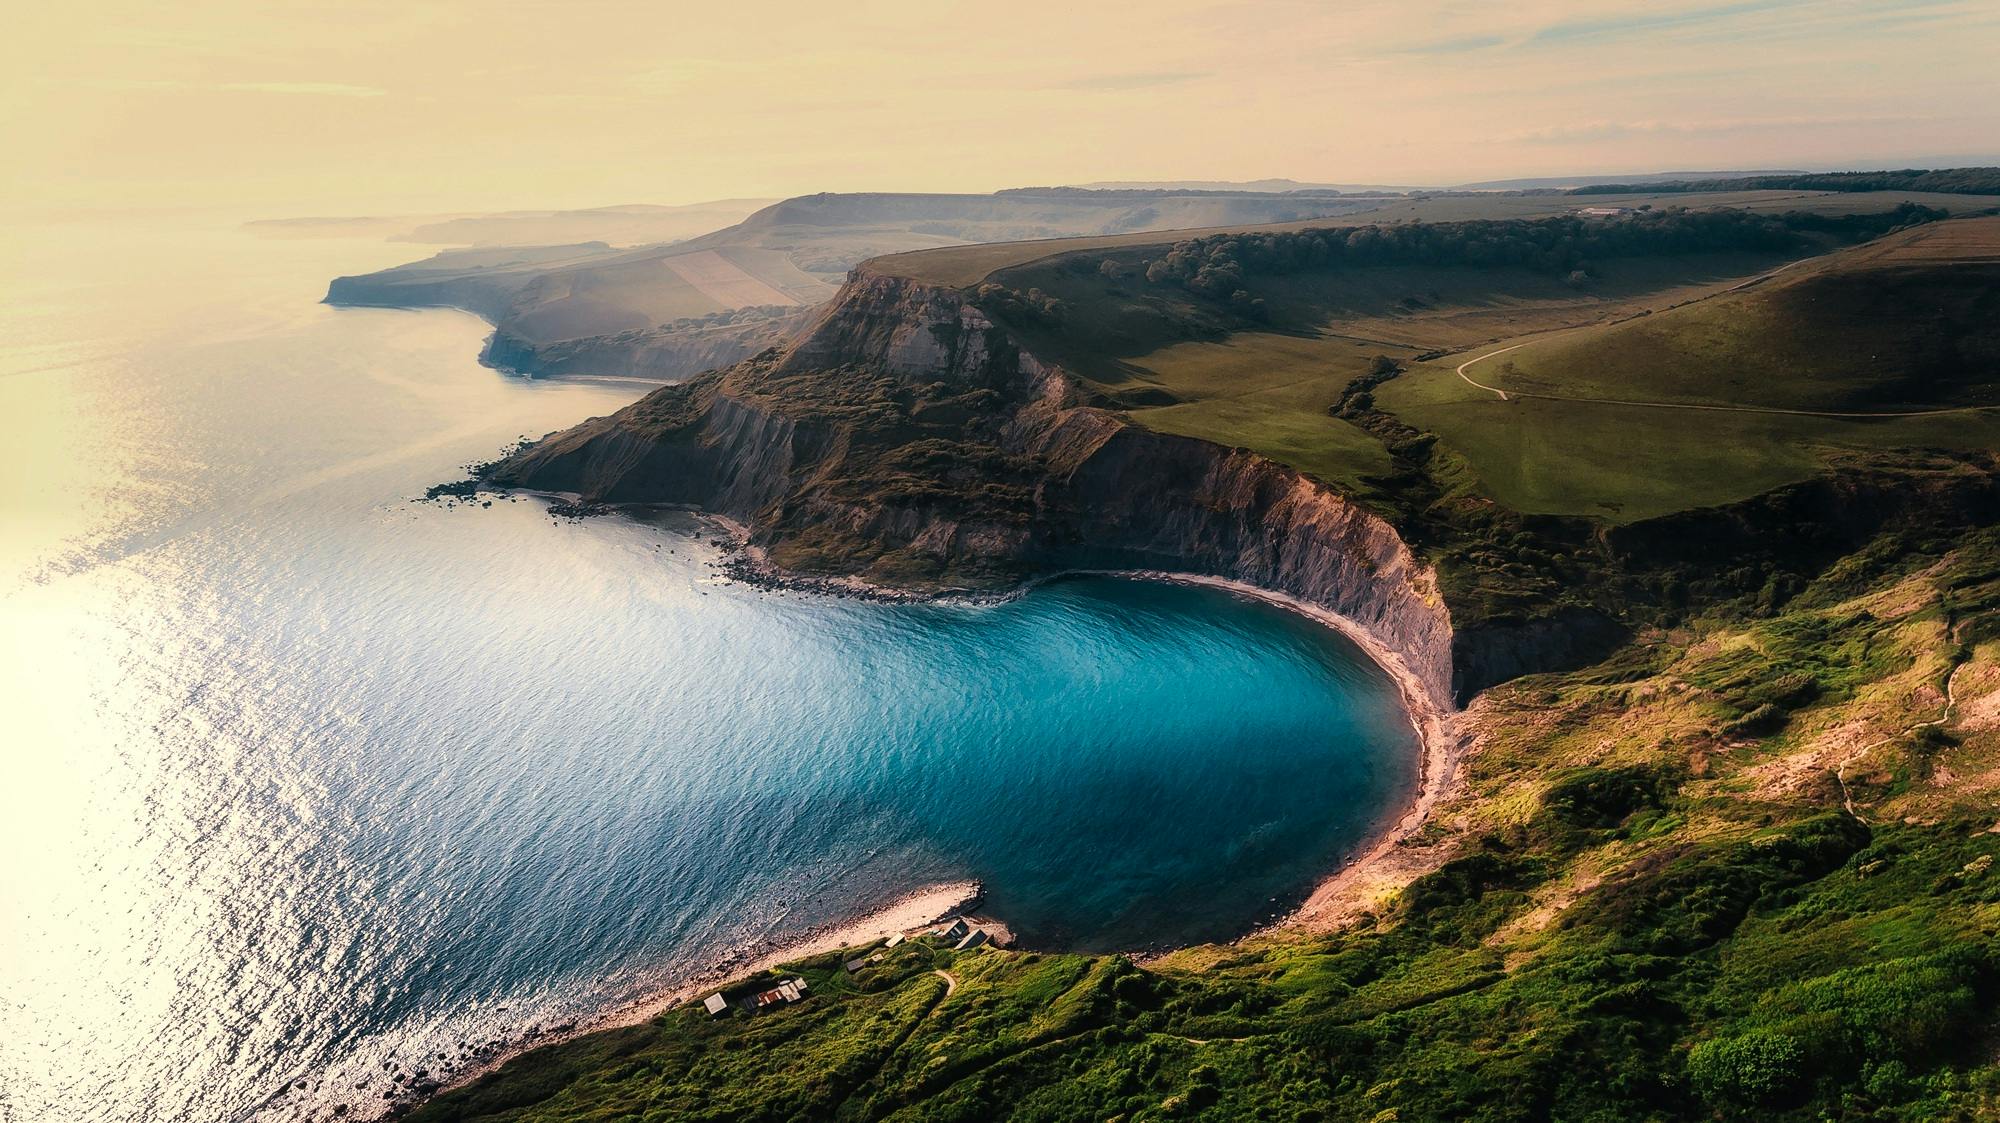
[0,219,1417,1121]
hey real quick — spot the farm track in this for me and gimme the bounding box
[1449,257,1996,419]
[1454,340,2000,419]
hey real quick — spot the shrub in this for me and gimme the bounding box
[1688,1030,1807,1105]
[1723,702,1789,737]
[1542,765,1676,831]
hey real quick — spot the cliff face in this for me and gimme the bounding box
[490,270,1472,708]
[324,270,529,324]
[776,273,1020,380]
[480,312,814,381]
[1019,419,1458,704]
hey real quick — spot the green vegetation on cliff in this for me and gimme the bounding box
[411,528,2000,1122]
[978,211,2000,524]
[1375,217,2000,521]
[440,192,2000,1122]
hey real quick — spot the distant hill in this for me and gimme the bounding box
[248,198,776,247]
[1070,177,1418,193]
[1459,170,1804,190]
[390,200,779,247]
[1472,215,2000,414]
[1570,167,2000,196]
[325,188,1390,379]
[896,192,2000,520]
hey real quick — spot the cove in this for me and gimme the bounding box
[0,222,1417,1122]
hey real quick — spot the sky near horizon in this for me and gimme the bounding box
[6,0,1998,218]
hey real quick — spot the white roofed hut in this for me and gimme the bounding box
[752,977,810,1011]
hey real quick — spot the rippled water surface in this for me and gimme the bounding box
[0,220,1418,1121]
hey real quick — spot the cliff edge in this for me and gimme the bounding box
[487,270,1464,706]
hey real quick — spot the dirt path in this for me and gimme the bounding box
[933,969,959,998]
[1446,256,1996,419]
[1454,344,1525,399]
[1834,659,1964,824]
[1453,339,1999,418]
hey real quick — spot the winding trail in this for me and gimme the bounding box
[1453,341,1999,419]
[933,969,959,999]
[1448,254,1996,419]
[1454,344,1524,400]
[1834,657,1964,825]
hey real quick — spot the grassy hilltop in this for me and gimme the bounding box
[952,201,2000,522]
[410,194,2000,1122]
[1380,218,2000,519]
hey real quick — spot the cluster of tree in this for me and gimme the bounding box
[1330,355,1406,419]
[972,282,1066,325]
[1570,167,2000,196]
[1138,205,1948,302]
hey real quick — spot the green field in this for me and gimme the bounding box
[957,210,2000,521]
[1464,231,2000,413]
[1372,382,2000,519]
[1115,333,1401,491]
[1373,219,2000,519]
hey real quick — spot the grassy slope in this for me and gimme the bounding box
[1464,221,2000,412]
[998,246,1825,501]
[1377,219,2000,520]
[410,528,2000,1123]
[962,212,2000,521]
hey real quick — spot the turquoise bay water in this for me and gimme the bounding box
[0,221,1417,1121]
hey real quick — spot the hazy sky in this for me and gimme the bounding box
[7,0,1998,217]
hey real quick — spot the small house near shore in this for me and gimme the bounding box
[753,977,810,1010]
[954,928,989,951]
[702,993,728,1017]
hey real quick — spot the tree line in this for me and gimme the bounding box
[1569,167,2000,196]
[1136,205,1947,307]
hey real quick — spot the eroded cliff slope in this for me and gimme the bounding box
[487,271,1462,705]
